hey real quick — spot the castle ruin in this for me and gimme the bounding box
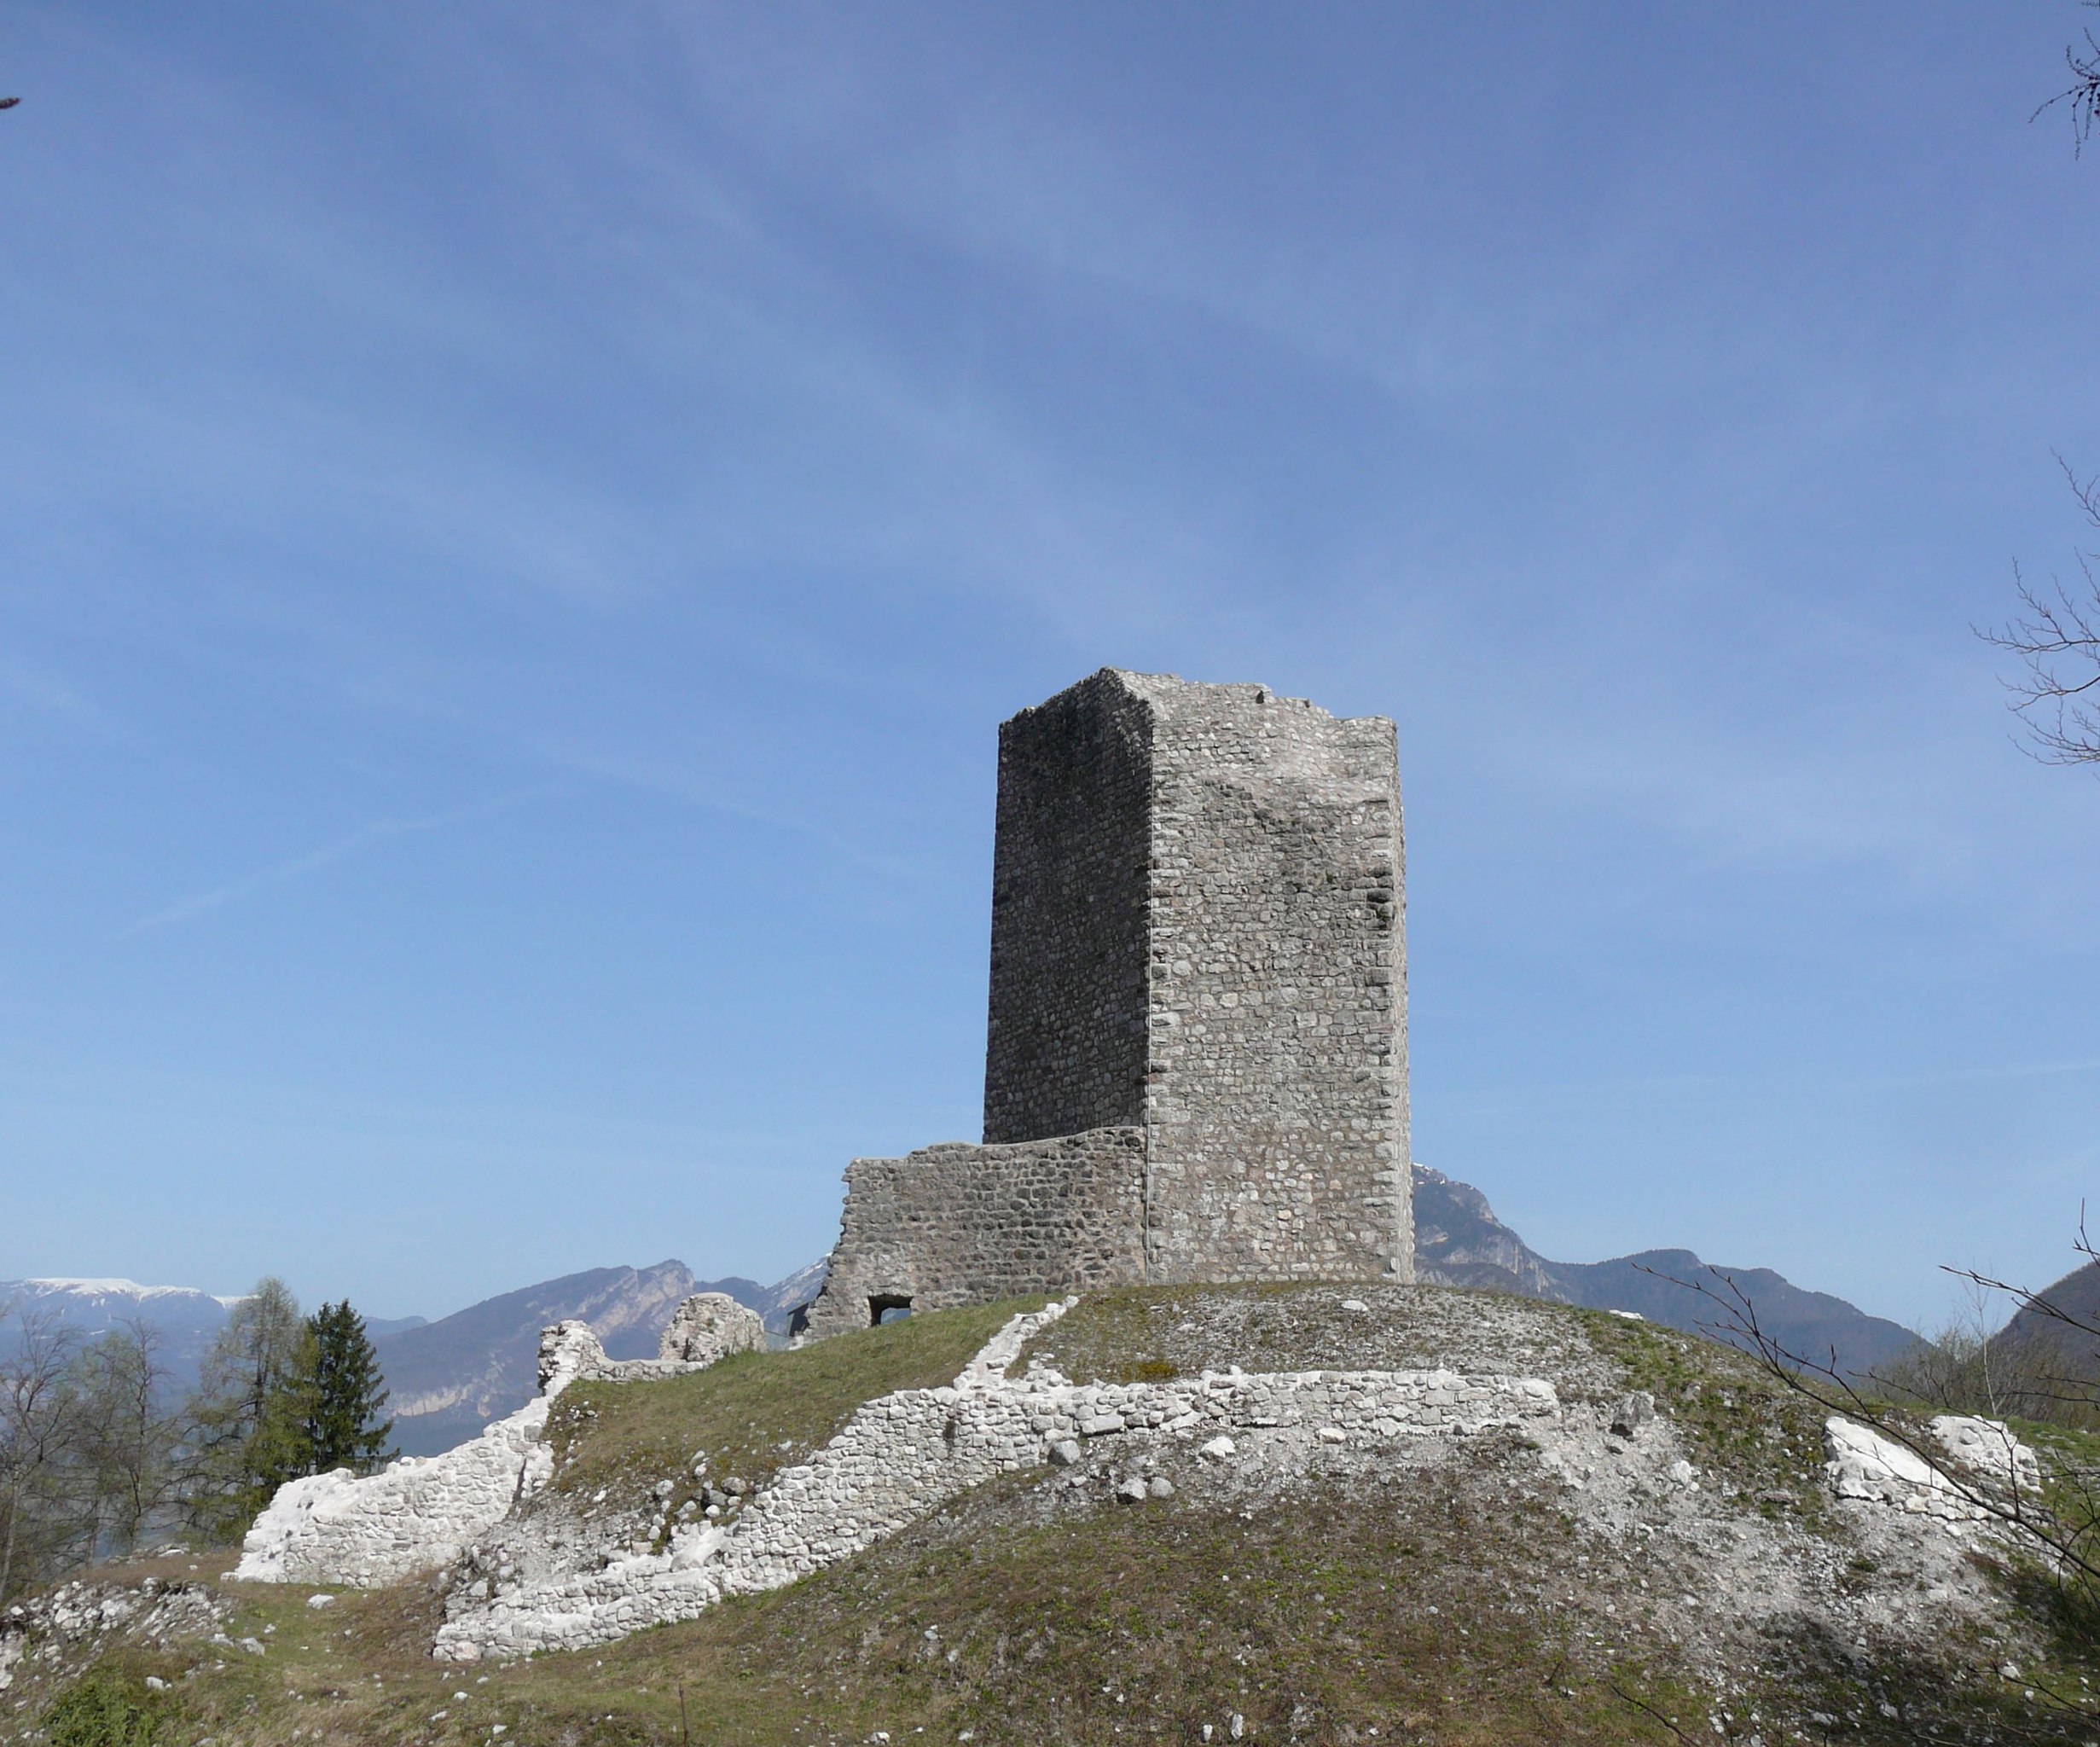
[803,669,1412,1337]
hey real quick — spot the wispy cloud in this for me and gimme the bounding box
[119,788,553,937]
[0,659,125,742]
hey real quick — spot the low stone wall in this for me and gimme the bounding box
[803,1128,1147,1338]
[233,1305,742,1589]
[234,1394,559,1589]
[434,1301,1562,1660]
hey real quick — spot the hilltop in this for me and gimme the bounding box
[4,1281,2087,1746]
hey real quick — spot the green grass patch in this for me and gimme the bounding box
[1577,1309,1835,1526]
[543,1296,1047,1512]
[42,1669,169,1747]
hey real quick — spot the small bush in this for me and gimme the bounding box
[44,1671,162,1747]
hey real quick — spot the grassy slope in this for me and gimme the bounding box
[542,1297,1045,1524]
[10,1466,1716,1747]
[14,1289,2100,1747]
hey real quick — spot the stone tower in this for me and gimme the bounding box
[802,670,1412,1337]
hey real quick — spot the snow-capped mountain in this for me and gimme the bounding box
[0,1277,245,1388]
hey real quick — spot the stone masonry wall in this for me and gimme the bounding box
[803,1127,1147,1338]
[814,669,1412,1328]
[1131,673,1412,1284]
[433,1301,1562,1659]
[983,671,1154,1146]
[229,1313,734,1590]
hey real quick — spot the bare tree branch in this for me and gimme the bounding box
[2034,13,2100,155]
[1979,460,2100,764]
[1633,1263,2100,1615]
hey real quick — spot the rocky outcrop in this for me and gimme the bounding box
[1410,1166,1560,1296]
[1823,1413,2040,1524]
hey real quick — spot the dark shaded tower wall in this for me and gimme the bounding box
[982,671,1154,1145]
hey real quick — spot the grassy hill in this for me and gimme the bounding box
[7,1284,2097,1746]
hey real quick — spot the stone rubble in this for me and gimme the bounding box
[431,1299,1563,1660]
[1,1578,229,1692]
[656,1292,767,1367]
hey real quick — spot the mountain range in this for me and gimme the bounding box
[3,1167,1919,1454]
[1408,1165,1921,1378]
[373,1261,820,1455]
[1989,1254,2100,1389]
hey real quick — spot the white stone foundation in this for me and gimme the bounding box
[433,1300,1561,1660]
[234,1301,745,1588]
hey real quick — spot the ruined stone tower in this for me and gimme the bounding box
[803,670,1411,1337]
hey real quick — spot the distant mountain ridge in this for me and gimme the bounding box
[0,1278,245,1390]
[376,1261,824,1456]
[1989,1257,2100,1387]
[1410,1164,1919,1378]
[7,1168,1915,1455]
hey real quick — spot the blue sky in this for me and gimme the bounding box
[4,4,2097,1332]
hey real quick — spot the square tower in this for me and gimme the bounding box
[803,668,1412,1338]
[984,669,1412,1284]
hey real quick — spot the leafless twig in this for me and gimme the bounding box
[1979,461,2100,765]
[2034,9,2100,155]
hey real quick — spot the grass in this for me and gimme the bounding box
[542,1297,1047,1518]
[19,1286,2100,1745]
[22,1448,1726,1747]
[1575,1309,1835,1526]
[42,1442,2086,1746]
[619,1444,1720,1746]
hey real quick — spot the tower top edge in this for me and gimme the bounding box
[1001,667,1395,734]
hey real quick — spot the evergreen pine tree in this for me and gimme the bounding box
[300,1302,393,1474]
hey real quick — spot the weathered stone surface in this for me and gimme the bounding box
[1932,1413,2043,1495]
[658,1293,766,1366]
[1824,1413,2042,1525]
[807,1129,1146,1336]
[1121,672,1410,1286]
[431,1300,1564,1660]
[233,1386,561,1588]
[235,1302,752,1590]
[982,670,1155,1146]
[807,670,1413,1336]
[1609,1391,1656,1438]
